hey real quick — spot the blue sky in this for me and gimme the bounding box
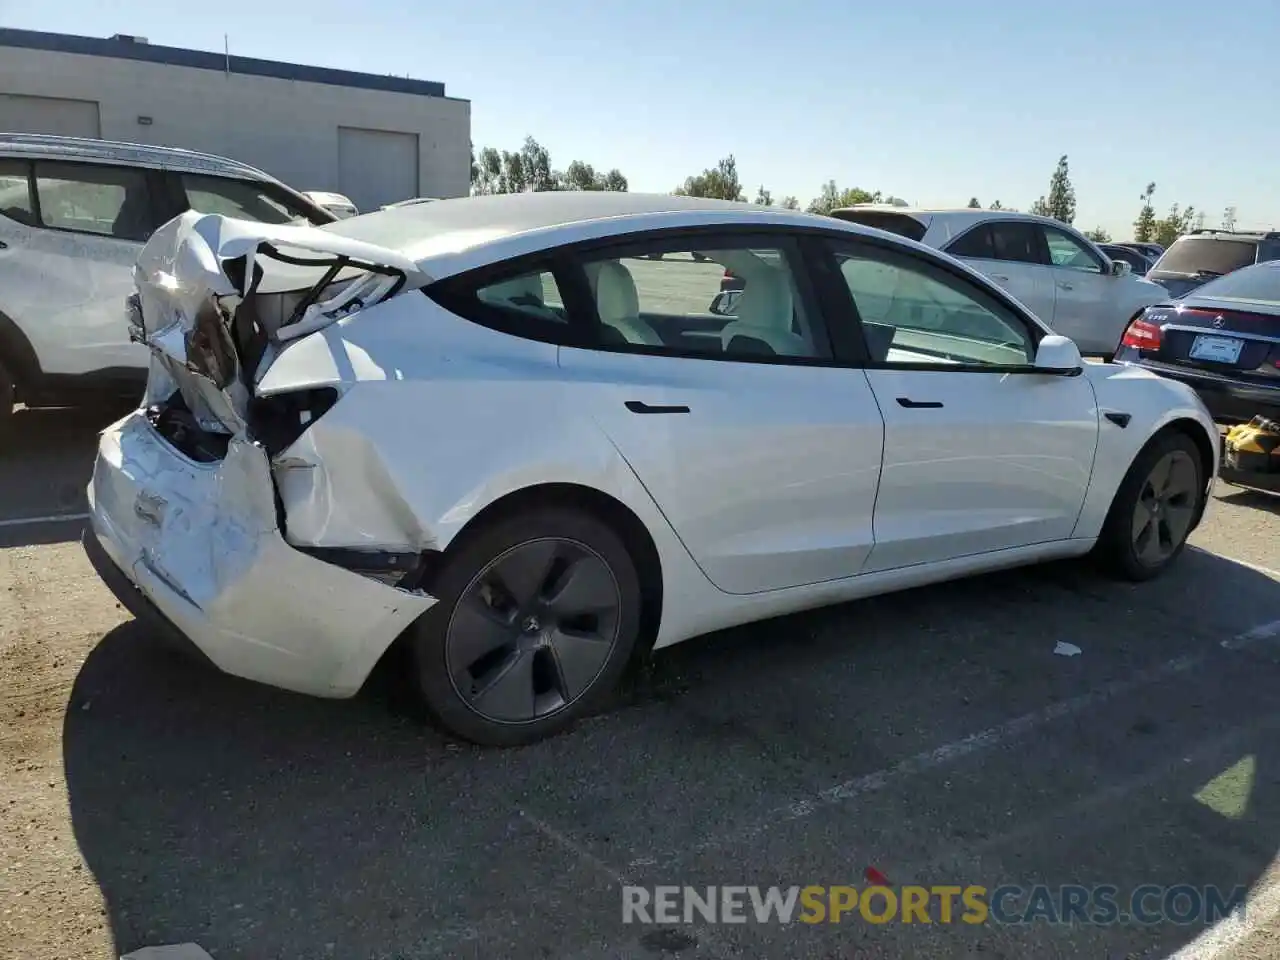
[4,0,1278,238]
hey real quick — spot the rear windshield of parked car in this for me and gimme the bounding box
[1190,262,1280,304]
[1152,239,1258,276]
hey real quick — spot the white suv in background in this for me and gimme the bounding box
[831,206,1168,355]
[0,133,336,422]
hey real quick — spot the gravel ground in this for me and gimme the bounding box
[1,406,1279,960]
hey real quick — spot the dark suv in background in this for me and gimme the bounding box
[1147,229,1280,299]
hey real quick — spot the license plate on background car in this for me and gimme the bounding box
[1189,334,1244,364]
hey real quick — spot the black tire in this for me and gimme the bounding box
[408,507,643,746]
[1094,431,1204,581]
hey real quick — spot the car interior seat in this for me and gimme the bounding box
[716,252,814,357]
[112,184,153,241]
[587,261,663,346]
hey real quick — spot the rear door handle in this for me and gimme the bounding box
[991,274,1009,282]
[625,400,690,415]
[1058,282,1074,291]
[896,397,943,409]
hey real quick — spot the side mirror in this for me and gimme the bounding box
[1033,334,1083,375]
[1110,259,1132,277]
[709,290,741,317]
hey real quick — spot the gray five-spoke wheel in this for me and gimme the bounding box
[1131,449,1198,566]
[445,537,622,725]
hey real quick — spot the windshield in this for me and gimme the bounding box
[180,173,336,227]
[1152,238,1258,276]
[1191,262,1280,304]
[828,210,928,242]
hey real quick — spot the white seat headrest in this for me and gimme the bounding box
[591,261,641,325]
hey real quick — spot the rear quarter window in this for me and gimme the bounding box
[0,159,34,226]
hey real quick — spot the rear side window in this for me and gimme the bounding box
[0,159,34,226]
[947,224,995,258]
[1153,238,1259,276]
[947,221,1045,265]
[180,173,330,226]
[33,162,156,241]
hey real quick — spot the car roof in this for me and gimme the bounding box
[831,204,1082,231]
[324,191,880,276]
[0,132,279,183]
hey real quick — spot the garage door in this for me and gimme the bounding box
[0,94,101,138]
[337,127,419,213]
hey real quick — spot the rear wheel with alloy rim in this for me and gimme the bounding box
[1095,431,1204,581]
[409,507,642,746]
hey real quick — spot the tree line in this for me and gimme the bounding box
[471,138,1231,247]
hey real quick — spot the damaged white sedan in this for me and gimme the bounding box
[85,193,1219,746]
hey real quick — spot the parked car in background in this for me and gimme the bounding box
[0,133,336,422]
[1146,229,1280,300]
[1116,241,1164,262]
[828,206,1167,355]
[85,193,1217,745]
[302,190,359,219]
[1099,242,1155,276]
[380,197,438,211]
[1115,259,1280,422]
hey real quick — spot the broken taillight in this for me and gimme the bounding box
[249,387,339,455]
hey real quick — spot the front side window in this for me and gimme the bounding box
[829,242,1035,367]
[0,159,34,226]
[180,174,327,226]
[33,162,155,241]
[574,240,830,360]
[1042,226,1103,273]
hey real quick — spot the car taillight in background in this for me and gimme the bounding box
[1120,308,1171,350]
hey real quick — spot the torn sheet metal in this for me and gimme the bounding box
[91,414,435,697]
[130,210,430,427]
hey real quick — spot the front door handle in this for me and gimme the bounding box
[625,400,690,415]
[896,397,944,409]
[991,274,1010,282]
[1058,282,1074,291]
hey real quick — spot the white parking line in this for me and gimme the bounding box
[1189,545,1280,581]
[639,617,1280,870]
[0,511,89,529]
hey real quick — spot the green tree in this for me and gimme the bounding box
[967,197,981,208]
[1084,226,1111,242]
[989,200,1004,210]
[1045,155,1076,224]
[807,181,880,216]
[780,196,799,210]
[1133,182,1157,242]
[674,155,744,201]
[499,136,555,193]
[754,185,774,206]
[1154,203,1197,248]
[558,160,628,192]
[598,168,628,192]
[473,146,503,195]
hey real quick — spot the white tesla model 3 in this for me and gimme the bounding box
[84,193,1219,745]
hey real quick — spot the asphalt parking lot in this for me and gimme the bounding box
[2,405,1280,960]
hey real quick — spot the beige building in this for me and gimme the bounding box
[0,28,471,213]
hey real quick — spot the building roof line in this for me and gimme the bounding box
[0,27,455,100]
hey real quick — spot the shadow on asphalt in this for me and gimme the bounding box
[63,551,1280,959]
[1217,484,1280,517]
[1,404,132,547]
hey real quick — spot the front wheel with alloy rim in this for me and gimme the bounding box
[408,507,643,746]
[1095,431,1204,581]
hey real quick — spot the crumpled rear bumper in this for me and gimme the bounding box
[86,411,436,698]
